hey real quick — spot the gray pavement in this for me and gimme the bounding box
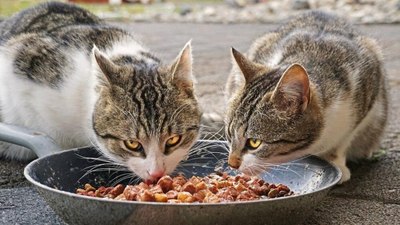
[0,23,399,225]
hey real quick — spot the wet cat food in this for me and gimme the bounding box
[76,173,294,203]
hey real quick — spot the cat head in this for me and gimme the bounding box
[225,48,323,174]
[90,42,201,182]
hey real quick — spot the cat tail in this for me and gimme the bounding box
[200,112,225,141]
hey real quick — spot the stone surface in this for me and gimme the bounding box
[304,196,400,225]
[0,187,65,225]
[96,0,400,24]
[0,23,399,225]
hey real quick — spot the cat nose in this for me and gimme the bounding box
[228,155,241,169]
[149,170,165,180]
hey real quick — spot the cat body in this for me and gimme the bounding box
[0,2,201,182]
[225,11,387,183]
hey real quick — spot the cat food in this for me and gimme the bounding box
[76,173,294,203]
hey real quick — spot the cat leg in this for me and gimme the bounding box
[321,93,387,183]
[0,141,37,161]
[346,94,387,160]
[321,146,351,184]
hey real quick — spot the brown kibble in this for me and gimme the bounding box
[223,186,239,198]
[278,191,287,197]
[109,184,125,197]
[173,184,182,192]
[183,196,196,203]
[138,182,150,190]
[203,192,220,203]
[76,188,86,194]
[216,180,230,188]
[189,176,201,185]
[150,184,163,194]
[154,193,168,202]
[95,190,102,197]
[236,191,253,201]
[172,175,187,186]
[208,184,218,194]
[195,181,207,191]
[76,173,293,203]
[115,193,126,200]
[95,186,108,197]
[166,190,178,199]
[182,182,196,194]
[268,188,279,198]
[193,190,208,201]
[84,183,96,192]
[234,182,246,192]
[157,176,174,192]
[123,185,139,200]
[277,184,290,193]
[177,191,192,202]
[138,190,155,202]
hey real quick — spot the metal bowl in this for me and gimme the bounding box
[24,141,341,225]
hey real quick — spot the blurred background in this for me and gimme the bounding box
[0,0,399,24]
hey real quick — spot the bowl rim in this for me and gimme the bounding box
[24,141,342,206]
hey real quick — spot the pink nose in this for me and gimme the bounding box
[149,170,165,180]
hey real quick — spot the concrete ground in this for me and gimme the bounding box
[0,23,399,225]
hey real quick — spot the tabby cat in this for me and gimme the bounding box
[225,11,388,183]
[0,2,201,182]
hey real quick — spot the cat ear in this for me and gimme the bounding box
[92,45,120,84]
[231,48,268,83]
[170,41,194,89]
[272,64,310,114]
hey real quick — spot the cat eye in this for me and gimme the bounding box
[124,140,142,152]
[166,135,181,147]
[246,138,262,149]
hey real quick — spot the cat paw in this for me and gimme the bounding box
[337,164,351,184]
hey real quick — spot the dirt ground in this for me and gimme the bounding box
[0,23,399,224]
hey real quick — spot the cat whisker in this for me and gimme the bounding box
[253,161,310,178]
[127,176,142,185]
[110,173,135,186]
[200,127,226,141]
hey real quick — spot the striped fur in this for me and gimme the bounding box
[0,2,201,181]
[225,11,388,183]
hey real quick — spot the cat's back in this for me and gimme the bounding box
[0,1,101,42]
[282,12,384,109]
[244,11,386,124]
[277,11,357,39]
[0,2,137,88]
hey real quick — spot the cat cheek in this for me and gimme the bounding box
[126,157,149,180]
[164,148,189,174]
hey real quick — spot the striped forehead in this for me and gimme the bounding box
[130,67,172,136]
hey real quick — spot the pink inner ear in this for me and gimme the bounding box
[274,64,310,113]
[281,64,309,99]
[171,42,193,89]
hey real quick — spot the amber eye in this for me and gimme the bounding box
[246,138,262,149]
[124,140,142,152]
[166,135,181,147]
